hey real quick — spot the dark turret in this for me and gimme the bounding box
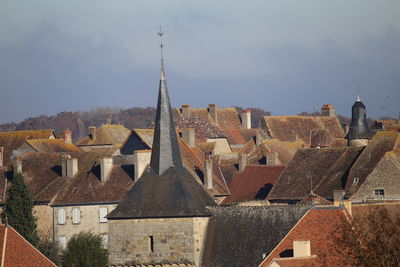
[346,96,372,147]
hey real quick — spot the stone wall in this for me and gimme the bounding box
[34,204,53,239]
[108,217,209,266]
[351,154,400,202]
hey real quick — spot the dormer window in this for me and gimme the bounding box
[353,178,359,185]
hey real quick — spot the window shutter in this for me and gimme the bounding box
[100,234,108,248]
[58,236,67,249]
[57,209,66,225]
[72,208,80,224]
[99,207,108,223]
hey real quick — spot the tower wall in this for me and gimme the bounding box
[108,217,209,266]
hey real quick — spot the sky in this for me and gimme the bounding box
[0,1,399,124]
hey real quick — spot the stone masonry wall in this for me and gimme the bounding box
[109,217,209,266]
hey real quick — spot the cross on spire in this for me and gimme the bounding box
[157,26,164,60]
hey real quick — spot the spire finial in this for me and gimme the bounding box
[356,79,361,102]
[157,26,164,60]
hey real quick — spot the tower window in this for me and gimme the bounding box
[374,189,384,196]
[149,236,154,252]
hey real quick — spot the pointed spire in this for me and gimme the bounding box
[150,28,183,175]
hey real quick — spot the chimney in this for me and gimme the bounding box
[88,126,96,140]
[134,150,151,180]
[342,124,349,135]
[182,128,196,147]
[61,154,70,177]
[333,190,345,206]
[256,133,263,146]
[208,104,218,125]
[239,153,247,172]
[240,110,251,129]
[181,105,191,119]
[100,157,113,183]
[293,240,311,257]
[66,157,78,177]
[266,150,278,166]
[13,158,22,174]
[343,200,352,215]
[321,104,336,117]
[0,147,3,168]
[62,130,72,144]
[205,160,213,189]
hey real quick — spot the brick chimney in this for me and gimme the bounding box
[181,105,191,119]
[134,150,151,180]
[100,157,113,183]
[208,104,218,125]
[239,153,247,172]
[61,155,78,177]
[62,130,72,144]
[88,126,96,140]
[13,158,22,174]
[205,160,213,189]
[182,128,196,147]
[266,150,278,166]
[240,110,251,129]
[0,147,3,168]
[293,240,311,257]
[321,104,336,117]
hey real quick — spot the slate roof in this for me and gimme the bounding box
[0,129,55,167]
[259,207,351,267]
[268,147,362,202]
[0,225,56,266]
[75,124,130,147]
[201,205,311,267]
[345,131,399,197]
[107,59,216,219]
[260,115,345,146]
[221,165,285,205]
[24,139,81,153]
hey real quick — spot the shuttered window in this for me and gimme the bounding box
[57,209,66,225]
[58,236,67,249]
[99,207,108,223]
[100,234,108,248]
[72,208,80,224]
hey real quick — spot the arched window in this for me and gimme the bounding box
[57,208,66,225]
[72,208,81,224]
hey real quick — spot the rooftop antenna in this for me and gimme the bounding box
[157,26,164,60]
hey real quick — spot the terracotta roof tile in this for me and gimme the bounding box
[76,124,130,146]
[0,225,56,266]
[175,107,242,129]
[25,139,81,152]
[222,165,285,204]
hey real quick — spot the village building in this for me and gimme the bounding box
[346,96,373,147]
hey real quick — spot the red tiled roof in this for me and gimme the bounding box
[0,225,56,267]
[259,207,351,267]
[267,256,318,267]
[221,165,285,204]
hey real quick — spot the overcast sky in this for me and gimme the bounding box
[0,1,399,123]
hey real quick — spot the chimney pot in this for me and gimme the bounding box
[134,150,151,180]
[205,160,213,189]
[100,157,113,183]
[321,104,336,117]
[62,130,72,144]
[293,240,311,257]
[182,128,196,147]
[240,110,252,129]
[13,158,22,174]
[208,104,218,125]
[181,105,191,119]
[239,153,247,172]
[88,126,96,140]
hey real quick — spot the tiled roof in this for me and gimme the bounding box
[299,193,332,205]
[75,124,130,146]
[268,147,362,201]
[175,107,242,129]
[222,129,259,145]
[175,117,226,141]
[267,256,318,267]
[0,225,56,266]
[262,139,305,165]
[261,116,345,146]
[25,139,81,152]
[259,207,351,267]
[221,165,285,205]
[345,131,399,197]
[0,129,55,167]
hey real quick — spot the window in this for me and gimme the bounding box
[57,208,66,225]
[100,234,108,249]
[99,207,108,223]
[58,236,67,249]
[72,208,80,224]
[353,178,359,185]
[149,236,154,252]
[375,189,385,196]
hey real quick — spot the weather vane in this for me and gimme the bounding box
[157,26,164,59]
